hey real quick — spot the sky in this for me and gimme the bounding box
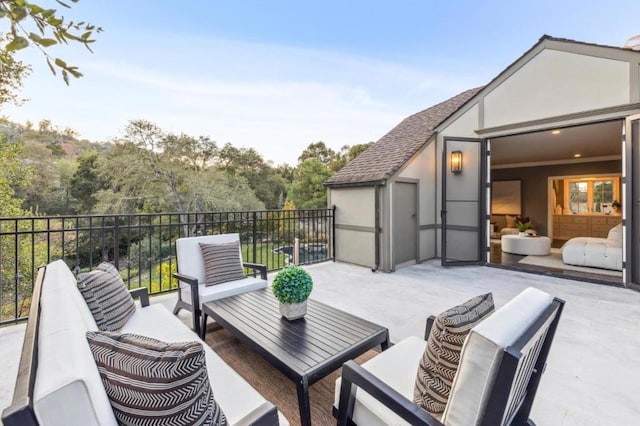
[2,0,639,165]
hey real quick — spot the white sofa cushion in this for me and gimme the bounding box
[442,287,553,426]
[34,260,116,426]
[561,237,622,271]
[607,223,622,248]
[86,331,227,426]
[334,336,428,426]
[122,304,273,425]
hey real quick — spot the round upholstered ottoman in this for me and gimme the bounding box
[501,235,551,256]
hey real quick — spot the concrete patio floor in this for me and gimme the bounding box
[1,260,639,425]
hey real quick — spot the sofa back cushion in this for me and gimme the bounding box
[77,263,136,332]
[607,223,623,248]
[414,293,494,415]
[86,331,227,426]
[34,260,117,426]
[176,234,242,285]
[441,287,553,426]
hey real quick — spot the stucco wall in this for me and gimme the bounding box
[328,186,376,268]
[398,140,437,260]
[484,49,630,128]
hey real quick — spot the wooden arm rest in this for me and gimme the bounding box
[337,361,444,426]
[129,287,149,307]
[173,272,199,287]
[243,262,267,280]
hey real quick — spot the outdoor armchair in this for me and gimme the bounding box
[172,233,268,336]
[335,287,565,426]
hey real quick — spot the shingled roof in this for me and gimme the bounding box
[325,87,482,186]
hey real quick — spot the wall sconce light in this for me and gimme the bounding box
[451,151,462,174]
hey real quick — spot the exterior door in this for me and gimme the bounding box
[625,115,640,287]
[441,137,486,265]
[393,181,418,269]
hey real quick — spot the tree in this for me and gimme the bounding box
[298,141,336,165]
[0,132,31,216]
[288,159,333,209]
[0,0,102,84]
[70,153,108,212]
[219,143,286,209]
[0,32,30,107]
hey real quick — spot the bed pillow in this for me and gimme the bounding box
[414,293,495,415]
[199,241,246,286]
[77,263,136,332]
[86,331,227,426]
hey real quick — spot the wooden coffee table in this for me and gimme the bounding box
[201,288,389,426]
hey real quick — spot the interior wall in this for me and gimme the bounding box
[491,160,621,235]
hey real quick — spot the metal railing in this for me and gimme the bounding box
[0,208,335,325]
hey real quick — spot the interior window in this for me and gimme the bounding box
[593,181,614,212]
[569,182,588,213]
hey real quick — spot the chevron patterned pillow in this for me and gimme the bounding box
[414,292,494,415]
[78,263,136,332]
[199,241,246,286]
[87,331,227,426]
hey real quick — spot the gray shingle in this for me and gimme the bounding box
[326,87,482,186]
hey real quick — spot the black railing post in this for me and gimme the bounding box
[113,215,120,270]
[252,211,257,264]
[332,205,336,261]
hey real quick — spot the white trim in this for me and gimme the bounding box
[492,155,621,170]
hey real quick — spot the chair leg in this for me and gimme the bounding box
[172,302,181,315]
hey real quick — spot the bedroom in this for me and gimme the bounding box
[488,119,623,284]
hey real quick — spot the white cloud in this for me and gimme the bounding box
[2,33,482,165]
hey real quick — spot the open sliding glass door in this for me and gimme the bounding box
[441,137,486,265]
[624,115,640,287]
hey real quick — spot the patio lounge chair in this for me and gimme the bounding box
[335,287,564,425]
[172,233,268,336]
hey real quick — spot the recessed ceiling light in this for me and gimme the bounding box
[551,130,561,135]
[574,153,581,158]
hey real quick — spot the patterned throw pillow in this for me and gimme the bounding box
[86,331,227,426]
[414,293,495,415]
[77,262,136,332]
[199,241,246,286]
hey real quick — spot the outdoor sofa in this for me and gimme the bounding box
[1,259,286,425]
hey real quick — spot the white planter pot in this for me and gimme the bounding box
[519,232,527,237]
[279,300,307,320]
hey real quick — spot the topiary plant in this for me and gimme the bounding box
[516,216,533,232]
[272,265,313,304]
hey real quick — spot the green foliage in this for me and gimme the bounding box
[0,132,32,216]
[0,32,30,106]
[516,216,532,232]
[70,153,108,212]
[0,0,102,84]
[288,158,333,208]
[271,265,313,304]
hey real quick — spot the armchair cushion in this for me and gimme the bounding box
[86,331,227,426]
[414,293,494,415]
[607,223,622,248]
[200,241,246,286]
[77,263,136,332]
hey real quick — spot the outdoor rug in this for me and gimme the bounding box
[205,327,377,426]
[518,249,622,278]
